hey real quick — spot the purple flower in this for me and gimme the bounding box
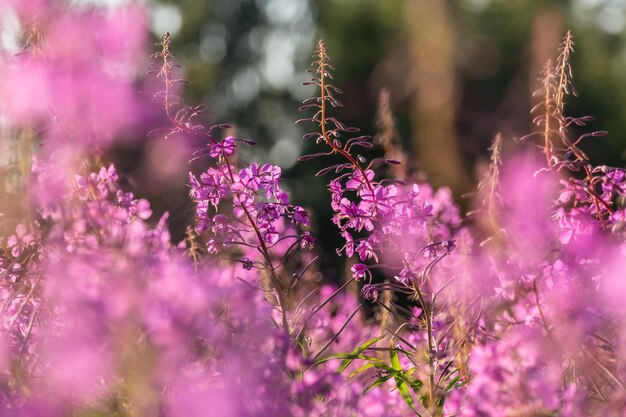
[361,284,378,302]
[338,231,354,257]
[209,136,236,158]
[257,203,282,226]
[335,198,373,232]
[351,263,369,281]
[328,179,343,205]
[232,192,255,218]
[262,226,279,245]
[6,224,36,258]
[300,232,315,250]
[292,206,310,226]
[361,184,396,215]
[355,237,378,262]
[345,169,374,192]
[395,268,417,286]
[98,165,118,189]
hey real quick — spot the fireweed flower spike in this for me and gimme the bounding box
[298,39,469,412]
[154,33,314,336]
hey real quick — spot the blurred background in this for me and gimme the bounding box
[2,0,626,276]
[142,0,626,175]
[140,0,626,272]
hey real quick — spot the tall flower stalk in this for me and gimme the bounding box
[155,33,312,336]
[299,39,466,413]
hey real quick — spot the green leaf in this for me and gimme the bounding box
[348,361,381,378]
[338,335,385,373]
[313,353,380,367]
[390,342,419,415]
[444,374,462,392]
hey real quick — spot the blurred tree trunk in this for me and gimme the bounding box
[529,6,564,97]
[404,0,470,196]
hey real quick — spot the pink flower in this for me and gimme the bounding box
[351,263,369,281]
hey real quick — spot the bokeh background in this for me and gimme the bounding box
[143,0,626,176]
[2,0,626,276]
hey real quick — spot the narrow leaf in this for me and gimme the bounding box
[390,343,419,415]
[338,335,385,373]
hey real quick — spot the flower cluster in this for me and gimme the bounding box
[299,41,460,296]
[189,159,309,252]
[445,326,583,417]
